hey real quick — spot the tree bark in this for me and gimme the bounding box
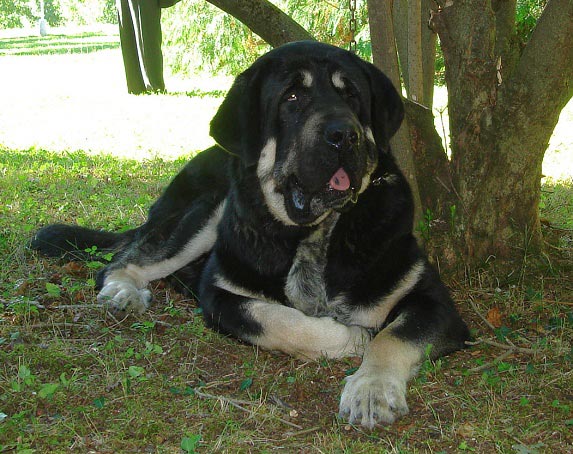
[393,0,436,108]
[206,0,314,48]
[407,0,424,103]
[393,0,409,93]
[368,0,423,224]
[492,0,519,82]
[421,0,436,108]
[430,0,573,268]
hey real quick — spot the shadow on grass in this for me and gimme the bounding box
[0,32,119,56]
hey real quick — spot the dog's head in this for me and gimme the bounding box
[210,41,403,226]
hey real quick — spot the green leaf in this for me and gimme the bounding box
[458,440,469,450]
[18,364,32,380]
[128,365,145,378]
[38,383,59,399]
[101,252,114,262]
[183,386,195,396]
[93,397,106,409]
[494,326,512,341]
[181,434,201,453]
[239,377,253,391]
[344,367,359,376]
[59,372,69,387]
[45,282,61,297]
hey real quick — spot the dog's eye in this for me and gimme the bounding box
[341,84,358,99]
[285,93,298,102]
[345,88,357,98]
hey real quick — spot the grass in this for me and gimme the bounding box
[0,31,119,56]
[1,29,572,453]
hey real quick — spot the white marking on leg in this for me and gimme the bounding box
[125,201,225,284]
[257,138,296,226]
[98,202,225,313]
[339,316,422,427]
[332,71,345,90]
[348,260,425,328]
[97,269,152,314]
[245,300,370,359]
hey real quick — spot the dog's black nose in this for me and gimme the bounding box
[324,122,359,149]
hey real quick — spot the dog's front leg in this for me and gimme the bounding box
[201,284,370,360]
[338,318,422,428]
[245,301,371,359]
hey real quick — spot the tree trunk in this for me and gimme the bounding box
[393,0,436,108]
[407,0,424,103]
[429,0,573,269]
[368,0,423,224]
[421,0,436,108]
[393,0,409,93]
[206,0,314,48]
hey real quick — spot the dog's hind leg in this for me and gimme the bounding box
[96,199,226,314]
[30,224,137,261]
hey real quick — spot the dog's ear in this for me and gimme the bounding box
[210,63,266,164]
[360,61,404,152]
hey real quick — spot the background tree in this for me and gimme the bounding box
[0,0,35,28]
[163,0,572,275]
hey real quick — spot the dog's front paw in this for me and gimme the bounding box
[97,281,152,315]
[339,367,409,428]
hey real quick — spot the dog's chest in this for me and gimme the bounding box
[285,213,342,316]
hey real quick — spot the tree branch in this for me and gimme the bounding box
[206,0,314,48]
[503,0,573,130]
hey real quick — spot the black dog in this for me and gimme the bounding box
[32,41,469,428]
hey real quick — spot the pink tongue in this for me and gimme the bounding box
[329,167,351,191]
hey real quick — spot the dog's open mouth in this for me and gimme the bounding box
[286,167,358,223]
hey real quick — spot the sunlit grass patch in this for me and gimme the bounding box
[0,32,120,56]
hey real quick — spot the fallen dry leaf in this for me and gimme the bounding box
[486,306,503,328]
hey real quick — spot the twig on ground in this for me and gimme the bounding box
[53,304,104,310]
[468,296,497,332]
[283,426,321,438]
[467,349,514,374]
[15,322,94,330]
[150,319,174,328]
[1,299,45,309]
[542,300,573,306]
[193,388,303,430]
[465,338,537,355]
